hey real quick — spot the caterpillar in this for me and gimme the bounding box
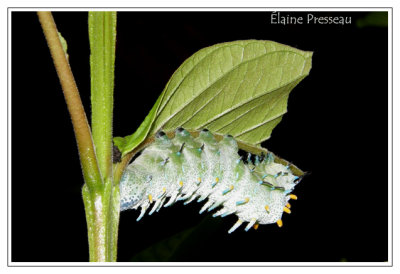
[120,128,303,233]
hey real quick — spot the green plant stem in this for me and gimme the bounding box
[88,11,119,262]
[89,12,116,180]
[38,11,118,262]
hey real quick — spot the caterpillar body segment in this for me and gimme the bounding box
[120,128,302,233]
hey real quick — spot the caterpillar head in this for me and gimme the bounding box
[120,166,150,211]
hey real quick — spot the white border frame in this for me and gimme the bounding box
[4,6,394,269]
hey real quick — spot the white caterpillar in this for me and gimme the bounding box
[120,128,302,233]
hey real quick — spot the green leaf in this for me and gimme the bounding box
[114,95,163,156]
[356,12,388,28]
[151,40,312,144]
[115,40,312,155]
[57,32,68,58]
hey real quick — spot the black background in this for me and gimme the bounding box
[11,11,389,262]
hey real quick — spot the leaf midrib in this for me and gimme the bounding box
[210,82,293,132]
[180,72,307,131]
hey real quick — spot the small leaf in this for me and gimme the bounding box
[115,40,312,155]
[57,32,68,59]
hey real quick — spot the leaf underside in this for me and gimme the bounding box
[114,40,312,157]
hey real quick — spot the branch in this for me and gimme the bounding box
[37,12,103,193]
